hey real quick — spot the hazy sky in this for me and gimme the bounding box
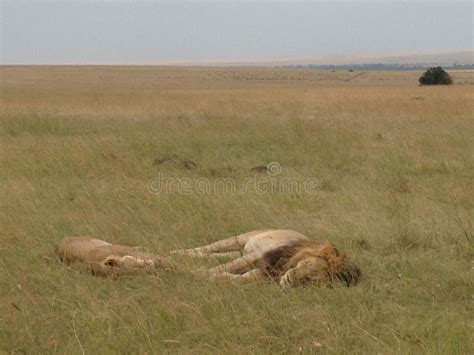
[1,1,472,64]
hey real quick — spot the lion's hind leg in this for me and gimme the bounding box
[171,229,273,257]
[208,252,260,274]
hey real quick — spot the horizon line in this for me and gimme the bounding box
[1,49,472,67]
[0,48,474,67]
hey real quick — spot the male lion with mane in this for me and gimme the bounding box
[56,236,175,277]
[173,229,361,287]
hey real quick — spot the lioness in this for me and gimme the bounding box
[172,229,361,287]
[56,236,175,276]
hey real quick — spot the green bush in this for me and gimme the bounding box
[419,66,453,85]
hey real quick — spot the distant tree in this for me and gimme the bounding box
[419,66,453,85]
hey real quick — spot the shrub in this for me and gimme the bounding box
[419,66,453,85]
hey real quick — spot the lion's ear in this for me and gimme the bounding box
[104,256,120,267]
[319,241,338,257]
[318,242,346,268]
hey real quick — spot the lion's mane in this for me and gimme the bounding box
[260,240,361,286]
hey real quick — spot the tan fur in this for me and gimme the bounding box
[172,230,361,287]
[56,236,175,277]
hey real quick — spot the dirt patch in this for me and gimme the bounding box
[153,155,197,170]
[250,165,268,173]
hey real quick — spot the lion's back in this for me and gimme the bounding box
[55,236,112,263]
[243,230,309,256]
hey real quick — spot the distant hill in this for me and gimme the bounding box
[157,50,473,68]
[286,50,473,66]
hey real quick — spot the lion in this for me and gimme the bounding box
[56,236,175,277]
[172,229,361,287]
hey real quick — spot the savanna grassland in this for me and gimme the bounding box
[1,66,473,353]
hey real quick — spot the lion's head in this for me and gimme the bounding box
[90,255,157,276]
[263,241,361,288]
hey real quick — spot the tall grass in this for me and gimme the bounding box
[1,66,473,353]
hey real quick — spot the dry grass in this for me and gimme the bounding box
[1,66,473,353]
